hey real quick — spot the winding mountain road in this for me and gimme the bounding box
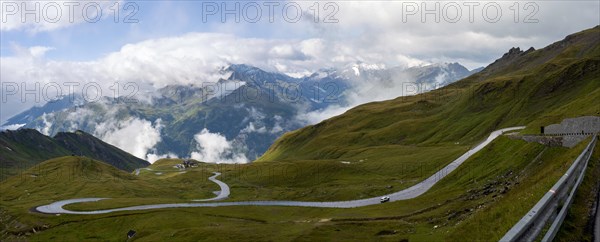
[192,172,230,201]
[35,127,525,215]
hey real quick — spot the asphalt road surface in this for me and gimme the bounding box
[192,172,230,201]
[35,127,525,215]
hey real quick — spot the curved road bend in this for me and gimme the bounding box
[133,170,230,200]
[36,127,525,215]
[192,172,230,201]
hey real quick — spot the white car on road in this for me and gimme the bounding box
[380,196,390,203]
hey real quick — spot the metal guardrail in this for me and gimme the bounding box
[500,135,598,242]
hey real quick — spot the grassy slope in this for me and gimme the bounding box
[220,145,468,201]
[0,129,70,180]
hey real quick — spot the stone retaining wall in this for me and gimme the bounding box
[545,116,600,135]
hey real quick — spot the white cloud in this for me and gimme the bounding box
[271,115,284,134]
[146,152,178,164]
[297,105,350,125]
[64,106,96,131]
[40,113,53,135]
[0,123,25,131]
[95,117,162,160]
[241,122,267,134]
[190,128,248,164]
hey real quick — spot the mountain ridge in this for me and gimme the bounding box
[0,128,149,180]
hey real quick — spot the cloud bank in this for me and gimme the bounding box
[95,117,163,161]
[190,128,249,164]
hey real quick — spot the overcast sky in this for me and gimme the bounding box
[1,0,599,123]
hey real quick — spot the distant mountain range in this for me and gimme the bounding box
[1,62,479,163]
[1,94,85,130]
[0,129,149,180]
